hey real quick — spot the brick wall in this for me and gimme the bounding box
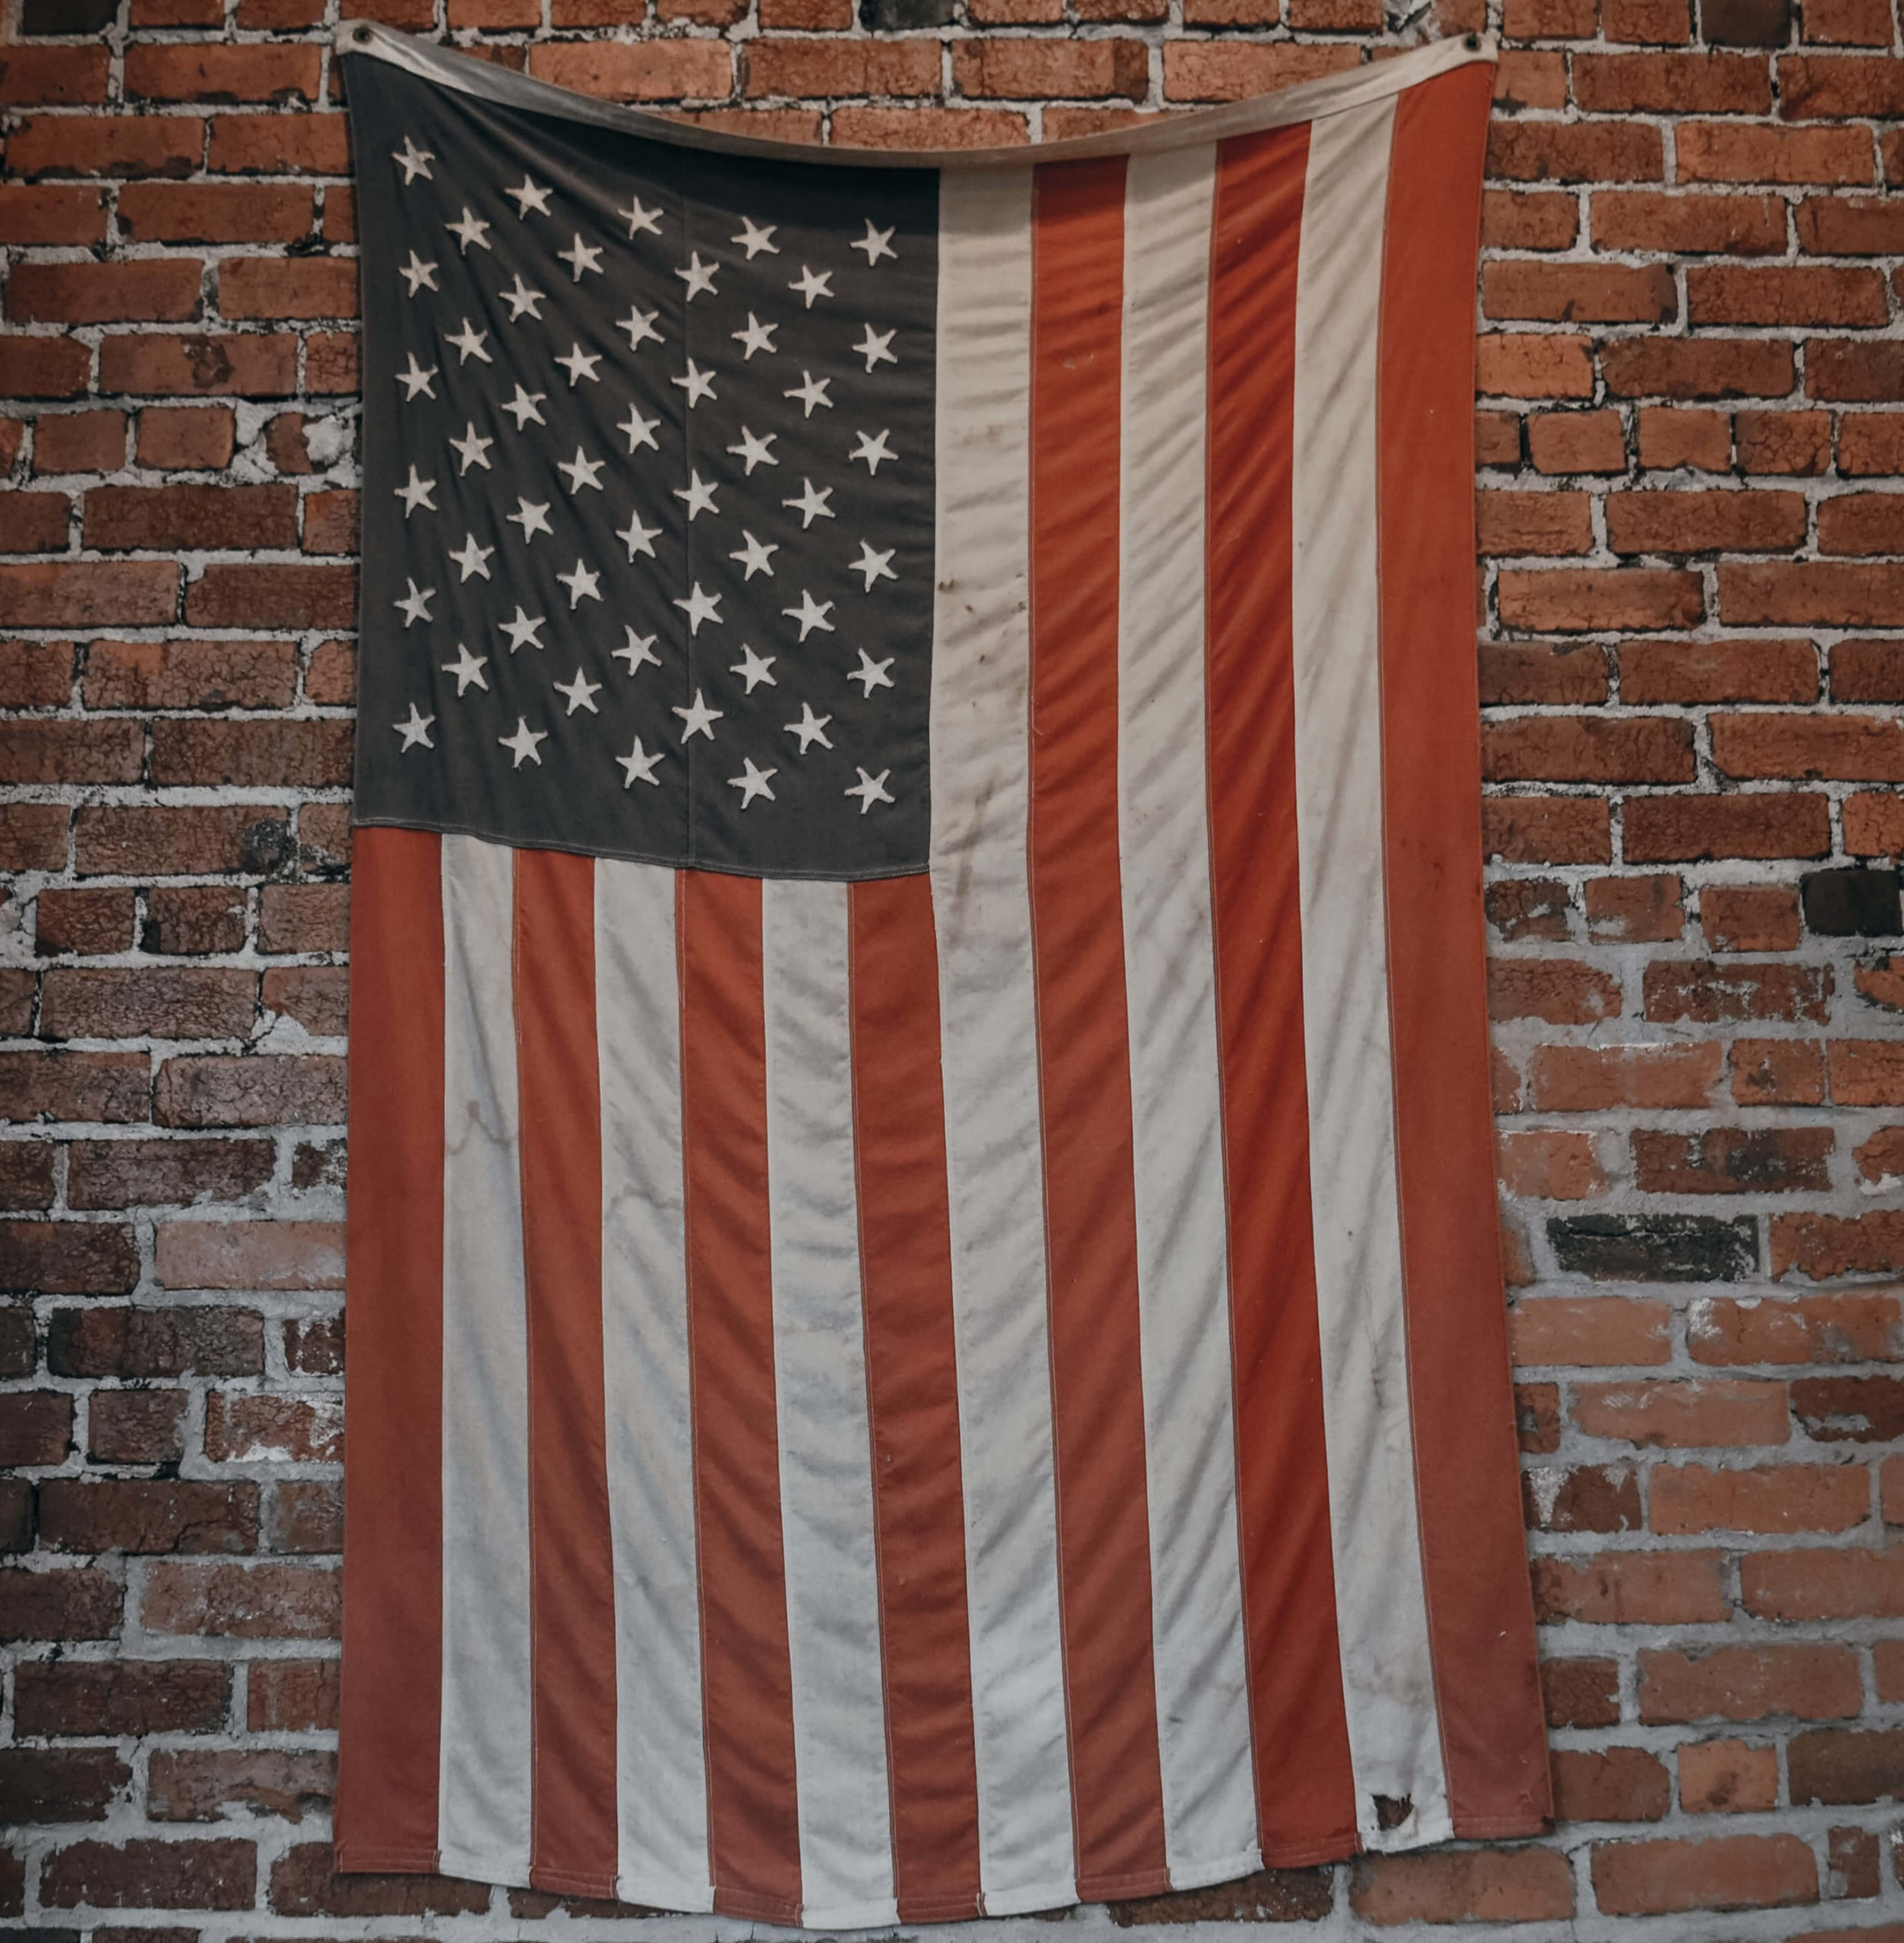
[2,0,1903,1929]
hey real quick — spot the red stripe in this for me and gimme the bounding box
[1377,66,1551,1837]
[678,869,802,1918]
[1204,126,1360,1862]
[514,849,619,1893]
[338,827,445,1871]
[848,874,983,1923]
[1027,155,1170,1900]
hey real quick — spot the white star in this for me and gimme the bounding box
[852,219,897,266]
[556,343,602,386]
[789,264,833,307]
[732,216,779,259]
[674,583,722,635]
[448,534,493,581]
[846,767,895,813]
[733,313,777,360]
[854,324,897,373]
[673,360,716,408]
[618,305,663,351]
[445,317,491,365]
[399,251,438,298]
[394,464,437,516]
[783,478,834,529]
[617,509,661,560]
[730,644,776,692]
[507,497,552,543]
[559,233,604,281]
[782,589,834,640]
[392,137,433,184]
[506,175,552,218]
[730,531,777,580]
[394,703,435,750]
[557,559,602,608]
[618,195,664,239]
[616,628,661,675]
[395,578,433,627]
[556,668,602,715]
[673,688,723,741]
[784,703,833,753]
[449,422,493,474]
[558,446,606,494]
[500,607,545,653]
[675,251,719,300]
[849,649,895,695]
[396,354,437,401]
[502,386,547,430]
[851,428,897,475]
[728,757,777,809]
[442,644,489,694]
[501,275,546,322]
[500,718,547,769]
[673,471,718,521]
[727,427,777,475]
[783,370,831,417]
[619,405,660,454]
[446,206,491,254]
[850,540,897,590]
[619,737,664,787]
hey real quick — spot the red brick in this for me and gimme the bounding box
[1348,1849,1573,1923]
[1593,188,1786,252]
[1483,188,1578,250]
[1527,409,1625,474]
[1624,792,1832,861]
[0,1390,71,1465]
[1857,1124,1904,1182]
[150,718,351,788]
[1572,1378,1789,1447]
[40,967,255,1041]
[84,485,297,553]
[1483,260,1677,324]
[1804,0,1893,35]
[0,1566,121,1640]
[1483,795,1610,864]
[84,638,295,712]
[205,1390,342,1464]
[206,115,351,175]
[1845,791,1904,854]
[1835,639,1904,699]
[1783,52,1904,114]
[1534,1549,1729,1623]
[1552,1746,1672,1822]
[1644,957,1830,1024]
[99,334,297,399]
[7,260,203,326]
[1651,1462,1869,1533]
[33,411,125,478]
[125,44,320,102]
[1702,883,1803,951]
[157,1222,342,1293]
[1483,716,1694,783]
[1716,711,1904,779]
[77,805,290,877]
[0,1744,125,1822]
[155,1056,347,1129]
[1603,336,1794,398]
[118,184,313,244]
[1637,405,1732,468]
[14,1660,231,1737]
[6,115,203,179]
[0,1220,139,1295]
[1,339,92,400]
[1633,1125,1832,1192]
[1512,1296,1671,1368]
[1479,641,1609,704]
[141,1560,339,1639]
[137,407,235,471]
[1821,493,1904,556]
[0,491,71,552]
[1591,1834,1817,1914]
[1487,120,1664,183]
[1477,334,1595,399]
[0,184,106,246]
[1527,1041,1721,1109]
[69,1139,273,1210]
[1744,1545,1904,1617]
[1738,409,1831,475]
[1841,416,1904,474]
[1641,1643,1863,1721]
[182,566,355,630]
[1789,1727,1904,1806]
[1499,1129,1608,1200]
[42,1838,257,1912]
[743,39,939,96]
[248,1658,339,1731]
[1679,120,1874,181]
[149,1748,334,1825]
[218,257,359,323]
[1774,1211,1904,1278]
[1691,263,1890,326]
[268,1478,343,1554]
[0,46,109,105]
[259,883,348,952]
[525,39,732,99]
[88,1389,188,1464]
[1543,1657,1620,1728]
[1629,639,1819,708]
[1488,958,1622,1024]
[39,1479,257,1556]
[1586,873,1685,940]
[47,1305,262,1379]
[1679,1739,1778,1814]
[1475,489,1594,554]
[1499,568,1702,630]
[1607,489,1808,553]
[1799,194,1904,253]
[1810,341,1904,402]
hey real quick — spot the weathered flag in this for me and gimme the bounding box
[337,22,1549,1926]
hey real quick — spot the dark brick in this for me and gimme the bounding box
[1549,1214,1760,1283]
[1804,866,1903,936]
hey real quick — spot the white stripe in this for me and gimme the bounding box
[595,861,712,1911]
[1117,146,1259,1885]
[437,833,532,1882]
[1290,98,1448,1850]
[928,167,1077,1916]
[761,880,897,1929]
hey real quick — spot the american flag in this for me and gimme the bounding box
[337,24,1549,1929]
